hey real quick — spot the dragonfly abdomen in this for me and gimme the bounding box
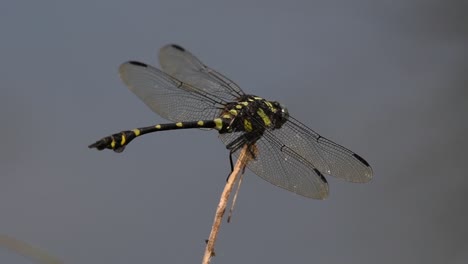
[88,119,226,152]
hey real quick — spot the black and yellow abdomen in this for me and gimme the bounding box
[89,119,228,152]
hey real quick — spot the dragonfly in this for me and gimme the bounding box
[89,44,373,199]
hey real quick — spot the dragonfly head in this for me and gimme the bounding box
[280,104,289,120]
[271,102,289,128]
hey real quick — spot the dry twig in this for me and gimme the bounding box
[0,234,62,264]
[201,146,251,264]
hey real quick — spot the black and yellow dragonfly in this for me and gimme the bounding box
[89,44,373,199]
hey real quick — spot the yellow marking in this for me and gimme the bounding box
[155,125,162,129]
[120,134,126,145]
[235,104,243,109]
[223,114,231,119]
[197,120,204,126]
[240,101,249,106]
[264,101,278,113]
[257,108,271,127]
[244,119,253,132]
[111,140,116,149]
[176,122,183,127]
[229,109,238,116]
[132,129,141,136]
[214,118,223,130]
[248,98,254,102]
[253,96,263,100]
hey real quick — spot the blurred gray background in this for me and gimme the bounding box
[1,0,467,263]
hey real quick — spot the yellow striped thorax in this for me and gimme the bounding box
[216,94,289,134]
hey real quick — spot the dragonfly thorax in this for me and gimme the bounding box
[217,95,289,134]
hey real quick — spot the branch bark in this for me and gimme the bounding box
[201,145,251,264]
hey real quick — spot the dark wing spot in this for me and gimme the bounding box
[352,153,370,167]
[313,168,328,183]
[128,61,148,67]
[170,44,185,52]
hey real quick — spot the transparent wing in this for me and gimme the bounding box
[219,115,372,198]
[158,44,245,101]
[119,61,226,122]
[220,132,330,199]
[271,117,373,183]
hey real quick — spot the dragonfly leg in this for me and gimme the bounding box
[226,151,235,182]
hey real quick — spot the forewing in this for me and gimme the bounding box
[158,44,245,101]
[220,132,329,199]
[119,61,225,122]
[279,117,373,183]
